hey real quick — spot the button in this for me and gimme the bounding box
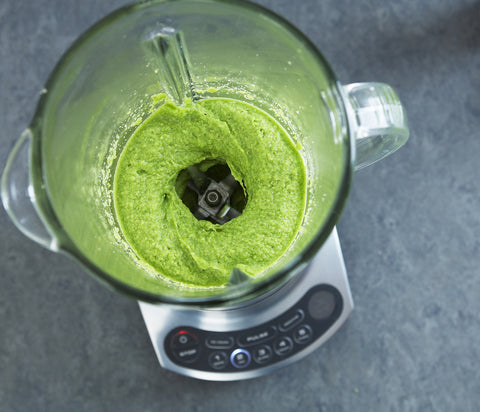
[238,326,277,347]
[230,348,251,368]
[173,346,200,363]
[308,290,337,320]
[208,351,228,370]
[253,345,273,364]
[278,309,305,332]
[273,337,293,356]
[293,324,313,344]
[171,330,198,348]
[205,336,234,349]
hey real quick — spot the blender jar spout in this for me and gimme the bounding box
[1,129,57,251]
[143,26,198,105]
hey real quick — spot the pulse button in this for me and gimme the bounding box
[238,326,277,347]
[230,349,251,368]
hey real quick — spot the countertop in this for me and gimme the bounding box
[1,0,479,411]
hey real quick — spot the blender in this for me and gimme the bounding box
[1,0,408,381]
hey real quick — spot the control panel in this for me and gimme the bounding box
[164,284,343,372]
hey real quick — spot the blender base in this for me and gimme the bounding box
[138,228,353,381]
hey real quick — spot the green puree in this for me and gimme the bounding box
[114,98,306,287]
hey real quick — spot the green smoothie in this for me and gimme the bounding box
[114,98,306,287]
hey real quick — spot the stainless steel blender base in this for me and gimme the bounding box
[138,227,353,381]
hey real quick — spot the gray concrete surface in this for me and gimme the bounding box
[1,0,479,411]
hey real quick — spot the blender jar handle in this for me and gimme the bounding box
[1,129,56,250]
[342,82,409,170]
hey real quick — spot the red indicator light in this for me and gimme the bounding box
[177,330,197,340]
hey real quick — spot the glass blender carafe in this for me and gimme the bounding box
[2,0,408,307]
